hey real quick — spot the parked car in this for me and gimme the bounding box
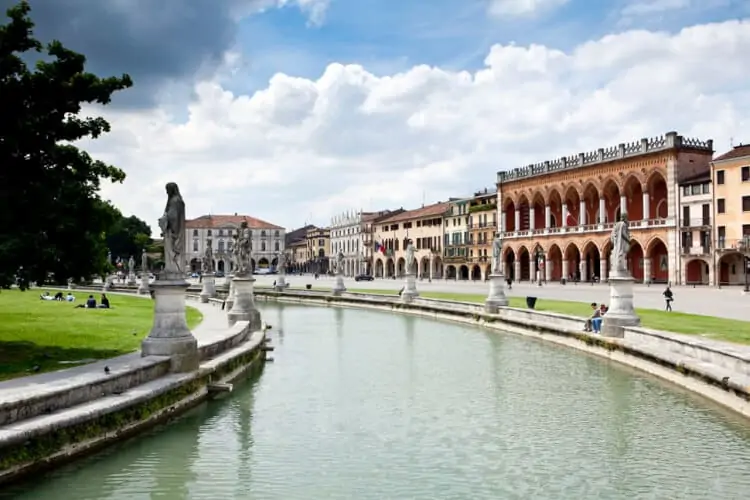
[214,271,225,278]
[354,274,374,282]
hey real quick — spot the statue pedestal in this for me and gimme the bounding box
[225,275,236,310]
[402,273,419,303]
[602,274,641,338]
[227,275,262,331]
[485,274,509,313]
[102,277,111,292]
[200,273,216,302]
[127,273,136,286]
[332,274,346,295]
[141,279,199,373]
[138,272,150,295]
[274,274,287,291]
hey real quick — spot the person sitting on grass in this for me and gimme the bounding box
[98,293,110,309]
[40,291,54,301]
[66,292,75,302]
[583,303,601,332]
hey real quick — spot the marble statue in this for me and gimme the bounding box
[336,251,344,275]
[491,235,503,274]
[158,182,185,277]
[405,242,415,274]
[277,252,286,274]
[610,214,631,276]
[236,222,252,275]
[128,255,135,273]
[202,239,214,273]
[107,251,112,264]
[141,249,147,271]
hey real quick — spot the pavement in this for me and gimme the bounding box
[185,275,750,322]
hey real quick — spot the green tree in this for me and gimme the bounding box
[0,1,133,288]
[105,210,152,264]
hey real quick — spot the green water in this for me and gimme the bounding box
[5,303,750,499]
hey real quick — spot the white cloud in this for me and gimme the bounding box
[621,0,690,16]
[487,0,569,17]
[88,19,750,232]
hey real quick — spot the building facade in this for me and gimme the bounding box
[678,172,712,285]
[467,188,498,281]
[185,214,285,273]
[711,144,750,286]
[496,131,713,285]
[306,226,331,274]
[443,197,471,280]
[330,210,366,277]
[372,202,447,279]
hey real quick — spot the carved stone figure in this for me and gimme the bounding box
[141,249,148,271]
[336,251,344,275]
[128,255,135,273]
[405,242,415,274]
[492,235,503,274]
[277,252,286,274]
[202,239,214,273]
[107,251,112,264]
[610,214,631,277]
[236,222,252,276]
[158,182,186,277]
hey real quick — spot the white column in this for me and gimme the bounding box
[514,261,521,282]
[642,191,650,220]
[562,205,569,227]
[579,200,586,226]
[643,257,652,284]
[544,205,551,228]
[527,260,534,282]
[600,259,608,282]
[580,260,588,282]
[514,211,520,231]
[500,211,505,232]
[562,260,570,280]
[545,259,552,281]
[429,256,434,280]
[599,197,606,223]
[620,195,627,217]
[529,207,536,230]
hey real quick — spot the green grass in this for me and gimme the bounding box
[0,289,203,381]
[342,289,750,345]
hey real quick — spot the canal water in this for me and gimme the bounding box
[5,303,750,500]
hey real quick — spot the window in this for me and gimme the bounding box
[275,230,280,237]
[743,224,750,237]
[682,186,690,196]
[261,230,266,237]
[275,242,280,251]
[691,184,701,195]
[193,229,198,237]
[743,196,750,212]
[702,203,710,225]
[218,240,225,252]
[207,230,212,236]
[716,170,725,184]
[193,240,199,252]
[682,206,690,226]
[718,226,726,248]
[743,166,750,182]
[261,242,266,251]
[717,198,725,214]
[702,183,710,194]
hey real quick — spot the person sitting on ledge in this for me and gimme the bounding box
[583,303,601,333]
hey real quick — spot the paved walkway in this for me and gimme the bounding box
[233,275,750,322]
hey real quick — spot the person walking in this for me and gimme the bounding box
[663,285,674,312]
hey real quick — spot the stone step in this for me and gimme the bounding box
[0,353,171,427]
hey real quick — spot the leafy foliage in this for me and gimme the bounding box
[105,210,152,265]
[0,1,133,288]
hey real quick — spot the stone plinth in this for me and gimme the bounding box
[602,274,641,338]
[484,273,509,313]
[227,275,262,331]
[102,277,111,292]
[138,272,150,295]
[127,273,136,286]
[401,273,419,303]
[332,274,346,295]
[200,273,216,303]
[274,274,287,291]
[141,278,199,372]
[225,275,236,310]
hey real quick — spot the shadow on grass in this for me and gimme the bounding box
[0,341,133,381]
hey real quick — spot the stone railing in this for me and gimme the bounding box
[497,131,713,183]
[254,289,750,420]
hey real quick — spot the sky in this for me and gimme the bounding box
[4,0,750,232]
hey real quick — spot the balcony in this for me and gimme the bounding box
[470,222,496,229]
[443,247,469,262]
[680,245,710,256]
[716,238,750,253]
[500,217,671,239]
[680,218,711,229]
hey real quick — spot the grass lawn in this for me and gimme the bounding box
[0,289,203,381]
[340,289,750,345]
